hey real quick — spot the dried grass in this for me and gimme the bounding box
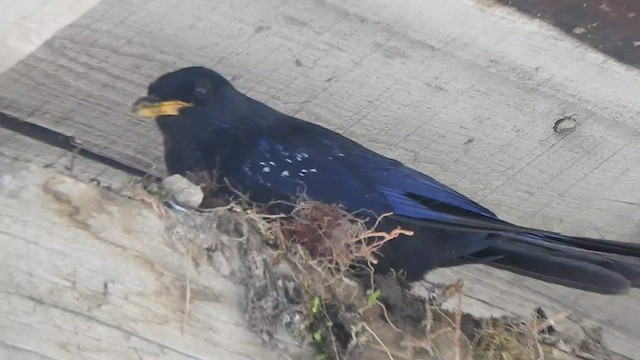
[156,173,590,360]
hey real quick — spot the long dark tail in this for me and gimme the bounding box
[471,232,640,294]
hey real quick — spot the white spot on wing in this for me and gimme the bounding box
[281,170,289,177]
[269,161,276,166]
[286,159,292,163]
[310,168,317,173]
[262,167,270,173]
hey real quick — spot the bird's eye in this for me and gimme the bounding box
[194,79,210,98]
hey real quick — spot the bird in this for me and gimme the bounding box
[133,66,640,294]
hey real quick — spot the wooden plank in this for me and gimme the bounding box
[0,0,638,357]
[0,157,311,360]
[0,0,100,73]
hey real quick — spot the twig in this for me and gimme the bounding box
[532,311,570,334]
[372,212,394,229]
[377,300,402,332]
[350,228,414,243]
[530,311,569,360]
[197,202,237,213]
[451,279,464,360]
[430,327,453,338]
[319,300,341,360]
[256,213,287,219]
[181,243,192,336]
[529,322,545,360]
[362,322,395,360]
[223,177,253,203]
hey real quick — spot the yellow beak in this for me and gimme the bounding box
[132,96,192,119]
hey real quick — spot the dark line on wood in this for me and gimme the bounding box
[0,111,160,180]
[0,341,61,360]
[3,291,206,360]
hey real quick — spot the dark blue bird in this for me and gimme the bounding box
[133,66,640,294]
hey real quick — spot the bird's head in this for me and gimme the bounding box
[132,66,233,119]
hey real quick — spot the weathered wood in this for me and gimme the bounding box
[0,157,311,360]
[0,0,100,73]
[0,0,638,358]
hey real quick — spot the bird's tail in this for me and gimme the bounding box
[470,232,640,294]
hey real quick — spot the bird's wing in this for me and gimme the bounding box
[233,118,509,226]
[381,165,498,218]
[232,125,388,213]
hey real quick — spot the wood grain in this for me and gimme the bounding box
[0,0,638,358]
[0,158,311,360]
